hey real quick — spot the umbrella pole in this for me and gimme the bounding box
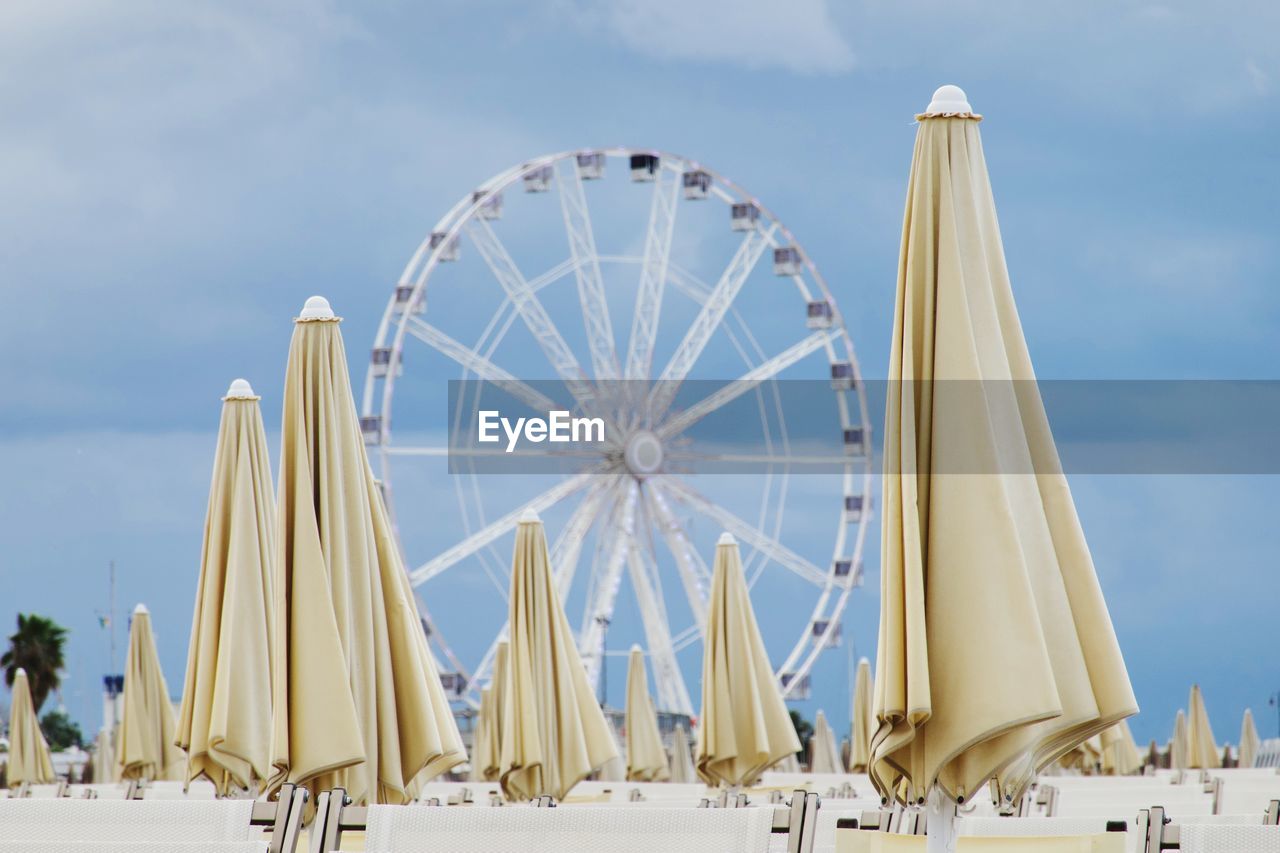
[925,786,957,853]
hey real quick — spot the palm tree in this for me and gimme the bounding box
[2,613,67,713]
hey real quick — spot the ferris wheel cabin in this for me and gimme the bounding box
[806,301,834,329]
[360,415,382,446]
[774,246,802,275]
[682,170,712,199]
[830,361,854,390]
[730,202,760,231]
[429,231,459,262]
[393,285,424,316]
[779,671,812,700]
[471,190,503,220]
[630,153,660,181]
[844,494,868,522]
[576,151,606,179]
[843,427,865,455]
[371,346,402,379]
[523,164,553,193]
[811,619,842,648]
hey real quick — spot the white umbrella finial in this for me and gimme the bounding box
[717,531,736,547]
[225,378,255,398]
[924,84,972,115]
[299,295,335,320]
[14,666,25,677]
[519,508,541,524]
[133,602,149,615]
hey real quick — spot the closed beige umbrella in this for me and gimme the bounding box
[696,532,800,788]
[1186,685,1220,769]
[470,687,498,783]
[1239,708,1260,768]
[670,722,696,784]
[810,710,842,774]
[118,604,184,782]
[1170,710,1189,770]
[873,86,1137,849]
[499,511,617,801]
[92,727,118,784]
[625,646,670,781]
[7,668,55,786]
[1100,719,1143,775]
[850,657,874,772]
[176,378,275,795]
[270,296,465,805]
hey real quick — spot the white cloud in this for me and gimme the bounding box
[836,0,1279,116]
[563,0,856,74]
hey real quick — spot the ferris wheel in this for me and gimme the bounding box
[359,148,873,716]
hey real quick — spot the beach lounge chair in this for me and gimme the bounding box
[310,786,821,853]
[0,782,306,853]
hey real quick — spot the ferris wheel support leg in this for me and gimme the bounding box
[578,480,640,693]
[627,541,694,716]
[643,482,710,631]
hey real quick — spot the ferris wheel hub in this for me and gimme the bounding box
[623,429,664,478]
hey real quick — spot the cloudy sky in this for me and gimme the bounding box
[1,0,1277,749]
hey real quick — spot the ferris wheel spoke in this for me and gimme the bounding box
[465,219,597,411]
[665,450,852,467]
[657,329,832,440]
[406,316,559,414]
[649,224,777,420]
[414,592,472,686]
[408,471,601,585]
[642,481,710,630]
[577,479,640,691]
[627,542,694,715]
[656,475,829,588]
[625,162,682,381]
[557,160,620,380]
[670,623,701,653]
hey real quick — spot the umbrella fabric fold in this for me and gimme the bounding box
[872,85,1136,807]
[270,296,465,805]
[597,716,627,782]
[669,722,697,784]
[625,646,671,782]
[499,513,618,801]
[177,379,275,795]
[696,533,800,788]
[478,642,510,782]
[7,668,55,786]
[1239,708,1260,768]
[92,727,118,784]
[850,657,875,772]
[1100,719,1143,775]
[1186,685,1220,769]
[118,605,184,782]
[810,710,843,774]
